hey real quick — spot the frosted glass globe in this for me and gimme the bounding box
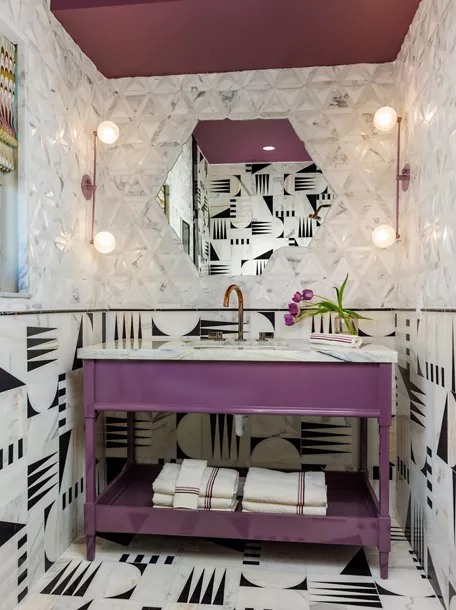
[373,107,398,132]
[372,224,396,249]
[97,121,120,144]
[94,231,116,254]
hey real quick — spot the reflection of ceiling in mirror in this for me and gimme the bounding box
[194,151,336,276]
[193,119,311,164]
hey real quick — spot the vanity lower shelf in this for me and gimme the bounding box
[94,464,380,546]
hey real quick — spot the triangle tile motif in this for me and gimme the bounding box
[96,63,396,308]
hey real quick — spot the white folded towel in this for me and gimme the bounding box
[243,501,327,515]
[173,459,207,509]
[153,463,239,501]
[309,333,362,348]
[153,463,181,496]
[155,494,238,511]
[156,500,238,512]
[244,468,326,507]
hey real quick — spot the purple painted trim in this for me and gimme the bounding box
[88,360,387,419]
[127,412,135,465]
[84,361,96,561]
[364,472,380,513]
[94,401,381,418]
[378,366,392,578]
[359,419,368,472]
[83,358,392,574]
[94,465,379,546]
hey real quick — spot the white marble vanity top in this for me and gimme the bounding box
[78,339,397,363]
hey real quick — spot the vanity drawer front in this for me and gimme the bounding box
[89,360,392,420]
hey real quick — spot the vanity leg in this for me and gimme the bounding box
[380,552,389,579]
[127,411,136,465]
[378,423,391,578]
[85,414,96,561]
[359,419,368,473]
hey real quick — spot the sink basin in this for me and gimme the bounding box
[192,339,290,350]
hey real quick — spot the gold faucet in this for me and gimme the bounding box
[308,204,331,221]
[223,284,244,341]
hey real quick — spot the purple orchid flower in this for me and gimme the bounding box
[284,314,295,327]
[288,302,300,317]
[302,289,314,301]
[292,292,303,303]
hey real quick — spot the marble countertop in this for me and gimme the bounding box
[78,339,398,363]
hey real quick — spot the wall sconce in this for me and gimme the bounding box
[81,121,119,254]
[371,107,411,249]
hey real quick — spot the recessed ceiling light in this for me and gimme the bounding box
[263,146,275,151]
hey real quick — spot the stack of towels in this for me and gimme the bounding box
[309,332,362,348]
[242,467,327,515]
[153,459,239,511]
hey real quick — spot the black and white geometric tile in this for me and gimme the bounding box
[396,311,456,608]
[16,526,442,610]
[204,160,336,276]
[0,307,396,610]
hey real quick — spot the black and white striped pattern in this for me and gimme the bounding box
[119,553,175,565]
[58,374,66,431]
[17,533,27,603]
[230,238,249,246]
[212,219,228,240]
[0,438,24,469]
[27,452,58,511]
[255,174,270,195]
[243,541,262,566]
[425,361,445,386]
[61,477,84,510]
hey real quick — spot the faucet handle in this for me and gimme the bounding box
[207,331,224,341]
[259,332,274,341]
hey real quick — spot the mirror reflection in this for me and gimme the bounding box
[158,119,336,276]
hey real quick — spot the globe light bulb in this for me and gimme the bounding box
[97,121,120,144]
[93,231,116,254]
[373,107,398,133]
[372,224,396,249]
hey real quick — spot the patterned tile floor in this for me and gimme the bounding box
[17,522,442,610]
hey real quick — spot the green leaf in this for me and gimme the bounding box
[337,274,349,309]
[313,294,340,309]
[343,309,371,320]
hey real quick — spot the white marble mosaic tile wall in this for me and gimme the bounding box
[165,137,194,260]
[0,0,398,313]
[0,0,106,311]
[98,64,398,310]
[394,0,456,607]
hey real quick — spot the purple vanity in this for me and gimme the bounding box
[79,339,397,578]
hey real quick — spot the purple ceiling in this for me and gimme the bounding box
[51,0,421,78]
[193,120,311,164]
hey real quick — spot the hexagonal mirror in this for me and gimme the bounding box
[158,118,336,276]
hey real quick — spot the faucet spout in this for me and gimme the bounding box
[223,284,244,341]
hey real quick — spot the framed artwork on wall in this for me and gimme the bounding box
[156,184,170,218]
[182,220,191,255]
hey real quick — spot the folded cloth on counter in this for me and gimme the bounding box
[243,501,327,515]
[153,463,239,501]
[173,459,207,509]
[244,468,326,507]
[309,333,363,348]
